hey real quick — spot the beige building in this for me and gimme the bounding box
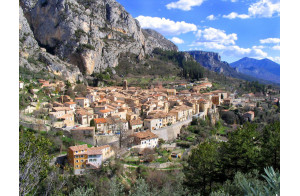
[75,97,90,108]
[75,109,94,125]
[130,119,144,132]
[144,118,162,131]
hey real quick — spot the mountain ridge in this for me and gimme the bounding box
[230,57,280,84]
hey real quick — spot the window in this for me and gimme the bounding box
[76,160,79,163]
[89,159,93,162]
[81,160,84,162]
[75,155,78,158]
[76,165,79,168]
[80,155,84,158]
[75,151,78,154]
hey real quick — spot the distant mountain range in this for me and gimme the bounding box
[230,57,280,84]
[186,51,278,84]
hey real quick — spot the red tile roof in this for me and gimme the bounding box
[133,131,158,140]
[94,118,107,124]
[69,144,88,152]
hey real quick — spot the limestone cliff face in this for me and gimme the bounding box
[19,6,83,83]
[142,29,178,54]
[22,0,177,75]
[187,50,244,77]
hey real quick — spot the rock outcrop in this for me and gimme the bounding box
[21,0,177,75]
[142,29,178,54]
[19,6,83,83]
[187,50,248,78]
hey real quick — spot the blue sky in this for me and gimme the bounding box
[117,0,280,63]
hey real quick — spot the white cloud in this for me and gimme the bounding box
[272,45,280,50]
[190,42,227,50]
[223,0,280,19]
[191,42,268,59]
[166,0,205,11]
[195,27,237,45]
[223,46,268,58]
[267,56,280,63]
[190,27,268,59]
[223,12,250,19]
[170,37,185,44]
[252,45,265,49]
[207,14,217,20]
[248,0,280,18]
[135,16,197,35]
[260,38,280,44]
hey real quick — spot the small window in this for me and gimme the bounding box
[76,160,79,163]
[80,155,84,158]
[75,151,78,154]
[81,160,84,162]
[76,165,79,168]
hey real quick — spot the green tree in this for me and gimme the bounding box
[65,87,75,100]
[109,177,125,196]
[69,186,94,196]
[19,131,52,196]
[129,178,153,196]
[183,141,220,195]
[210,167,279,196]
[90,119,95,127]
[220,123,260,180]
[74,84,88,96]
[260,121,280,171]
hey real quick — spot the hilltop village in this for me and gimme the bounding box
[19,78,280,175]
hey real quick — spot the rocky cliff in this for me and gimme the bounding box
[20,0,177,76]
[20,5,84,83]
[187,51,233,74]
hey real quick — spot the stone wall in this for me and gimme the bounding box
[19,121,50,132]
[152,118,192,141]
[95,135,120,146]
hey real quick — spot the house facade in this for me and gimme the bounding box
[132,131,159,149]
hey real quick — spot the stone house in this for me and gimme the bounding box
[130,119,144,132]
[75,109,94,125]
[57,113,75,127]
[64,102,77,111]
[132,130,159,149]
[75,97,90,108]
[94,118,108,135]
[144,118,162,131]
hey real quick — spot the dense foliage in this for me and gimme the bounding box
[183,121,280,195]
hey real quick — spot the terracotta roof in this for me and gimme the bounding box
[75,97,86,100]
[99,109,111,113]
[133,131,158,140]
[65,102,76,105]
[94,118,107,124]
[87,147,103,155]
[69,144,88,152]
